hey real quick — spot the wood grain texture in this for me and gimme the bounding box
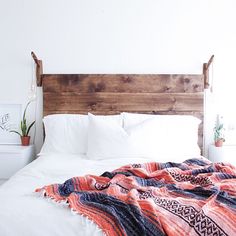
[31,52,43,86]
[44,92,203,113]
[41,74,205,153]
[203,55,214,89]
[42,74,204,93]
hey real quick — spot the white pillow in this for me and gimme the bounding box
[87,112,201,161]
[39,114,122,155]
[122,112,201,158]
[87,113,201,161]
[87,113,148,159]
[122,112,201,127]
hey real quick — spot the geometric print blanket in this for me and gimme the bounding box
[36,158,236,236]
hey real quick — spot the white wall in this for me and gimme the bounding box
[1,0,236,154]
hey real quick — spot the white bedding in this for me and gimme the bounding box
[0,154,162,236]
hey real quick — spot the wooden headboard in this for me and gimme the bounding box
[32,52,214,154]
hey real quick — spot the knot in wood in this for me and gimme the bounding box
[164,86,170,92]
[89,103,97,110]
[184,78,190,83]
[122,76,132,83]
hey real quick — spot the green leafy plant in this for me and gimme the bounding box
[10,101,35,137]
[214,119,225,142]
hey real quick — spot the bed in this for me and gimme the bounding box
[0,153,157,236]
[1,54,235,236]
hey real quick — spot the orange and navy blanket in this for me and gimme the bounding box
[36,158,236,236]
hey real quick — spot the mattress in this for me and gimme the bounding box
[0,153,158,236]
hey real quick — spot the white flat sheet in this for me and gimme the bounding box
[0,153,159,236]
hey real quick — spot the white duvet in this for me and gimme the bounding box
[0,154,159,236]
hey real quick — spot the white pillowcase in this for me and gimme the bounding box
[87,113,147,159]
[122,112,201,158]
[39,114,122,155]
[86,113,201,161]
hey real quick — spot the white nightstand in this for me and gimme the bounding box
[0,145,35,185]
[208,144,236,166]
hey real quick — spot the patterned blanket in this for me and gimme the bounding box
[36,158,236,236]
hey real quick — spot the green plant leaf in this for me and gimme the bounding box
[15,101,35,137]
[10,130,22,136]
[22,121,27,136]
[20,101,34,136]
[26,121,35,136]
[23,101,31,122]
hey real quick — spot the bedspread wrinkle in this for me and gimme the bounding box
[36,158,236,236]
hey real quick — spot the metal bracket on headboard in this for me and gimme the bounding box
[203,55,214,89]
[31,51,43,86]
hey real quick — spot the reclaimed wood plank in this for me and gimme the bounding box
[42,74,204,93]
[43,92,203,113]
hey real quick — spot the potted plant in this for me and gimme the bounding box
[214,115,225,147]
[10,101,35,146]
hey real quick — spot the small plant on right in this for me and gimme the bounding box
[214,115,225,147]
